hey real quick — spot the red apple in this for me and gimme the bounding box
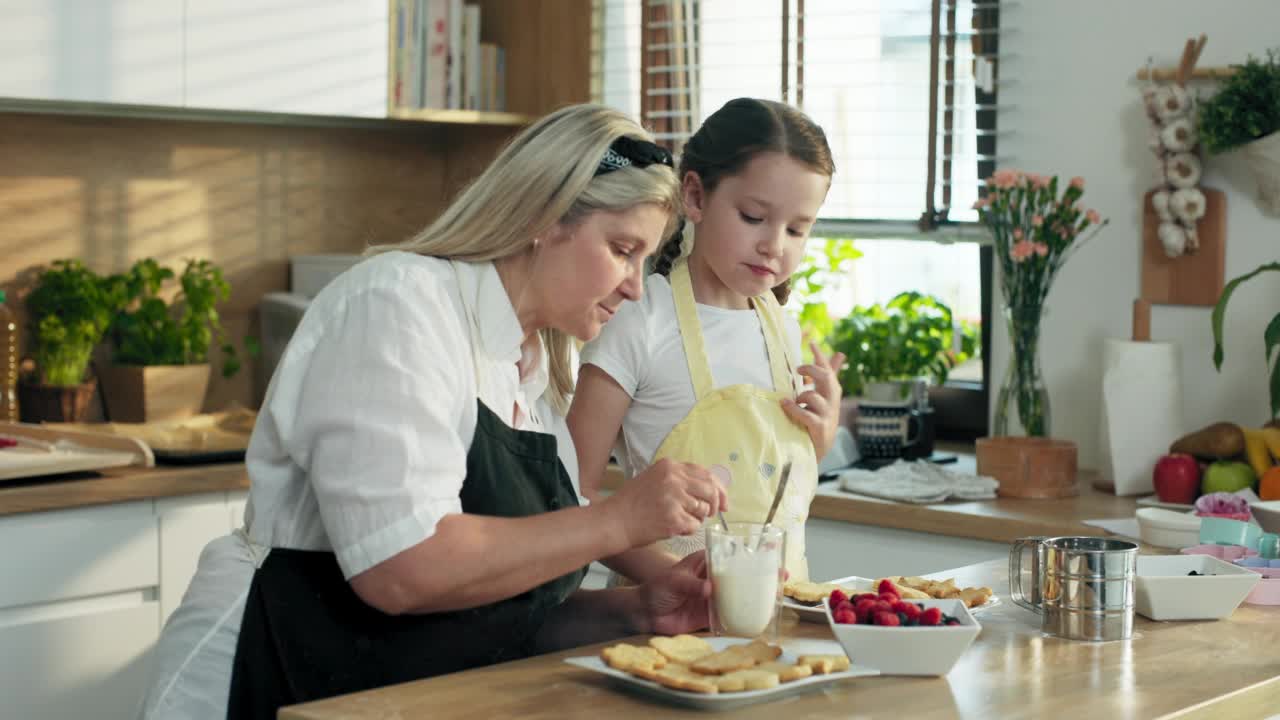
[1153,453,1201,504]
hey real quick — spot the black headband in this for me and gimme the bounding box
[594,136,675,176]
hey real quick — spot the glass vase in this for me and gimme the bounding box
[993,306,1051,437]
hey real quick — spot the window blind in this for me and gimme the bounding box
[591,0,1005,235]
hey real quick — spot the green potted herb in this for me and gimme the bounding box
[20,260,127,421]
[1199,49,1280,213]
[790,238,863,349]
[98,258,246,422]
[828,291,978,402]
[1211,261,1280,419]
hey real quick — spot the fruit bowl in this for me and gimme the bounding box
[1134,555,1260,621]
[824,597,980,676]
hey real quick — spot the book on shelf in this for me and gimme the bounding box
[388,0,506,114]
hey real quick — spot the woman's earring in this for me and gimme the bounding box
[532,237,541,250]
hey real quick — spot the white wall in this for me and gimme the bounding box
[997,1,1280,469]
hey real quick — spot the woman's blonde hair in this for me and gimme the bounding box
[366,104,681,414]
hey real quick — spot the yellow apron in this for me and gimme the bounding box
[654,260,816,580]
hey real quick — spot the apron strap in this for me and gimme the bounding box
[669,261,717,401]
[753,290,800,396]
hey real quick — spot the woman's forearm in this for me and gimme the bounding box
[602,543,680,584]
[351,503,630,615]
[531,587,645,653]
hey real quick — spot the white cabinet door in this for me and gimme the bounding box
[185,0,388,116]
[0,0,183,104]
[0,501,158,610]
[156,492,234,626]
[0,600,160,720]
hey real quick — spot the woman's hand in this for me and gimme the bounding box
[599,459,728,550]
[636,551,711,635]
[782,342,847,460]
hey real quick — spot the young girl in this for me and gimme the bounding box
[569,98,845,583]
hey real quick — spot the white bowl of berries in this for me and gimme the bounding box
[824,580,981,676]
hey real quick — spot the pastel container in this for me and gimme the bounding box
[1198,517,1261,548]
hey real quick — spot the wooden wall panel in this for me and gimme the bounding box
[0,111,511,413]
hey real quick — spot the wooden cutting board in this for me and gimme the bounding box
[1140,187,1226,306]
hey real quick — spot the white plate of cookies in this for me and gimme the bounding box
[783,575,999,623]
[565,635,879,710]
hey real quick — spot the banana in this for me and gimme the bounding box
[1243,428,1274,478]
[1260,427,1280,464]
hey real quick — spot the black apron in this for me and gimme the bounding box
[226,401,587,719]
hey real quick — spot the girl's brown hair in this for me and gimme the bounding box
[652,98,834,304]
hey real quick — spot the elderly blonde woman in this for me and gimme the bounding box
[140,105,727,720]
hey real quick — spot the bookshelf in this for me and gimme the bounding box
[388,0,590,120]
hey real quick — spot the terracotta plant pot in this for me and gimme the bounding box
[17,378,98,423]
[977,436,1079,499]
[97,364,210,423]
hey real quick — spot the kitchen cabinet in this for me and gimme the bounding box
[0,0,184,105]
[0,601,160,720]
[184,0,388,116]
[157,490,249,625]
[0,489,249,718]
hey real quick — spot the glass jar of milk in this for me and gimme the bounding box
[706,522,785,642]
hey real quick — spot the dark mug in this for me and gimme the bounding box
[854,401,923,459]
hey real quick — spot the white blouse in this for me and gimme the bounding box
[140,251,579,719]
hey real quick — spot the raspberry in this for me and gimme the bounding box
[873,600,894,615]
[834,608,856,625]
[829,588,849,605]
[873,611,901,626]
[895,601,922,621]
[946,619,962,626]
[919,607,943,626]
[878,592,899,605]
[855,598,878,615]
[853,593,878,603]
[877,579,899,597]
[834,600,854,616]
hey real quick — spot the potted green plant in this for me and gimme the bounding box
[98,258,244,422]
[1211,261,1280,419]
[1199,49,1280,213]
[828,291,978,402]
[790,238,862,350]
[20,260,127,421]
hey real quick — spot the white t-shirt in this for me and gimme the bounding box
[140,252,578,720]
[580,273,802,480]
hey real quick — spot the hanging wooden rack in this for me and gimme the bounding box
[1134,33,1235,84]
[1136,66,1236,82]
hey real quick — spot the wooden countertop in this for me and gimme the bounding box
[0,462,249,516]
[279,558,1280,720]
[809,473,1136,544]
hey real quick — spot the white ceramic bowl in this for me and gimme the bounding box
[824,598,980,676]
[1252,500,1280,533]
[1136,507,1201,549]
[1134,554,1261,621]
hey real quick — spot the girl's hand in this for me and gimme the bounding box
[601,459,728,550]
[636,551,711,635]
[781,342,847,460]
